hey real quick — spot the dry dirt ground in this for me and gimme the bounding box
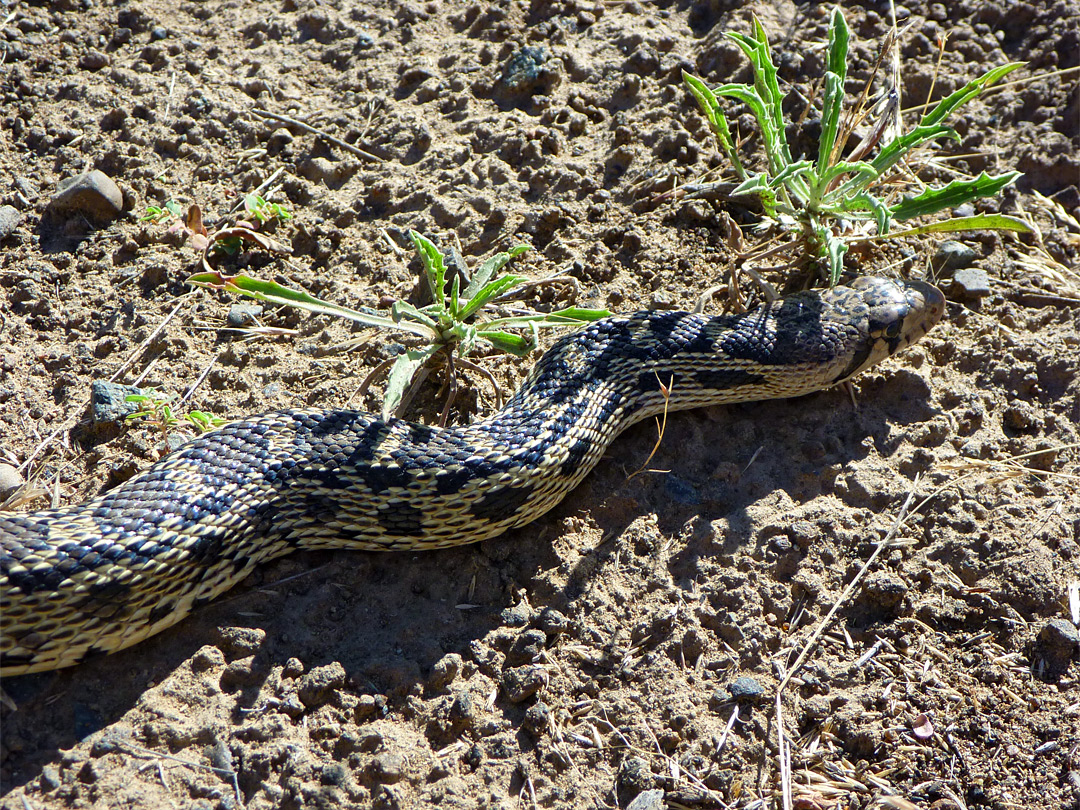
[2,1,1079,808]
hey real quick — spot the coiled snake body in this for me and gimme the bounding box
[1,277,944,675]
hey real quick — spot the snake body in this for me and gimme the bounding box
[0,277,944,675]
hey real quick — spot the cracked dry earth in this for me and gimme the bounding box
[1,0,1079,809]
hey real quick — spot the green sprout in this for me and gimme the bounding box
[242,193,292,225]
[125,392,226,439]
[189,231,610,422]
[683,8,1030,285]
[139,200,184,224]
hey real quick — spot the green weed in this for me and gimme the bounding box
[125,392,226,440]
[189,231,609,422]
[683,8,1030,285]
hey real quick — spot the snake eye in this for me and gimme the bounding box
[884,320,903,339]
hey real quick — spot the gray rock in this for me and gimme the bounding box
[502,665,545,703]
[0,462,25,501]
[627,789,665,810]
[90,380,145,423]
[0,205,22,239]
[934,240,978,272]
[728,676,765,703]
[50,170,124,223]
[498,46,560,96]
[227,303,264,327]
[298,661,347,707]
[1033,619,1080,680]
[951,267,992,300]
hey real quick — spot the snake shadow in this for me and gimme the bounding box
[0,375,938,795]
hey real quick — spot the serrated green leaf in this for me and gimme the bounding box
[889,171,1021,221]
[826,8,849,84]
[818,71,844,170]
[870,124,957,176]
[921,62,1024,127]
[481,306,611,331]
[822,161,879,199]
[409,231,447,304]
[391,299,438,330]
[874,213,1032,239]
[683,72,746,178]
[187,271,435,337]
[479,330,535,356]
[844,191,893,234]
[459,274,526,321]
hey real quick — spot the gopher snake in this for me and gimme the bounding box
[0,277,943,675]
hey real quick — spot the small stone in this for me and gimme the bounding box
[728,676,765,703]
[78,49,110,70]
[500,603,533,627]
[298,661,346,707]
[522,702,550,736]
[90,380,144,423]
[370,752,406,783]
[282,657,304,678]
[498,46,560,96]
[1032,619,1080,681]
[507,629,546,664]
[859,571,909,616]
[428,653,462,690]
[0,205,21,239]
[39,765,62,791]
[150,26,168,40]
[538,608,570,635]
[219,656,260,690]
[266,128,294,151]
[618,756,654,793]
[627,789,666,810]
[50,170,124,223]
[227,303,264,327]
[502,665,546,703]
[191,645,226,672]
[0,463,24,501]
[934,240,978,272]
[951,267,991,300]
[216,626,266,659]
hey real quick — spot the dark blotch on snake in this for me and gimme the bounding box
[470,483,535,522]
[694,369,766,390]
[376,503,426,536]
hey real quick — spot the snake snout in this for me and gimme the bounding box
[852,276,945,353]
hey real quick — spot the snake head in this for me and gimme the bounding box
[834,276,945,383]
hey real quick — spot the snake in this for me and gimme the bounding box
[0,277,944,676]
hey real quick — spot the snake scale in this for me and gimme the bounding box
[0,277,944,675]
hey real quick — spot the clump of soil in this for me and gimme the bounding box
[2,1,1078,809]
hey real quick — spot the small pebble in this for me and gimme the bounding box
[619,756,655,793]
[951,267,991,300]
[150,26,168,40]
[627,789,665,810]
[298,661,346,707]
[728,676,765,703]
[428,653,462,690]
[370,752,406,783]
[216,626,266,659]
[90,380,145,423]
[502,665,546,703]
[78,50,110,71]
[0,205,21,240]
[227,303,264,327]
[1032,619,1080,680]
[49,170,124,224]
[934,240,978,272]
[0,463,24,501]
